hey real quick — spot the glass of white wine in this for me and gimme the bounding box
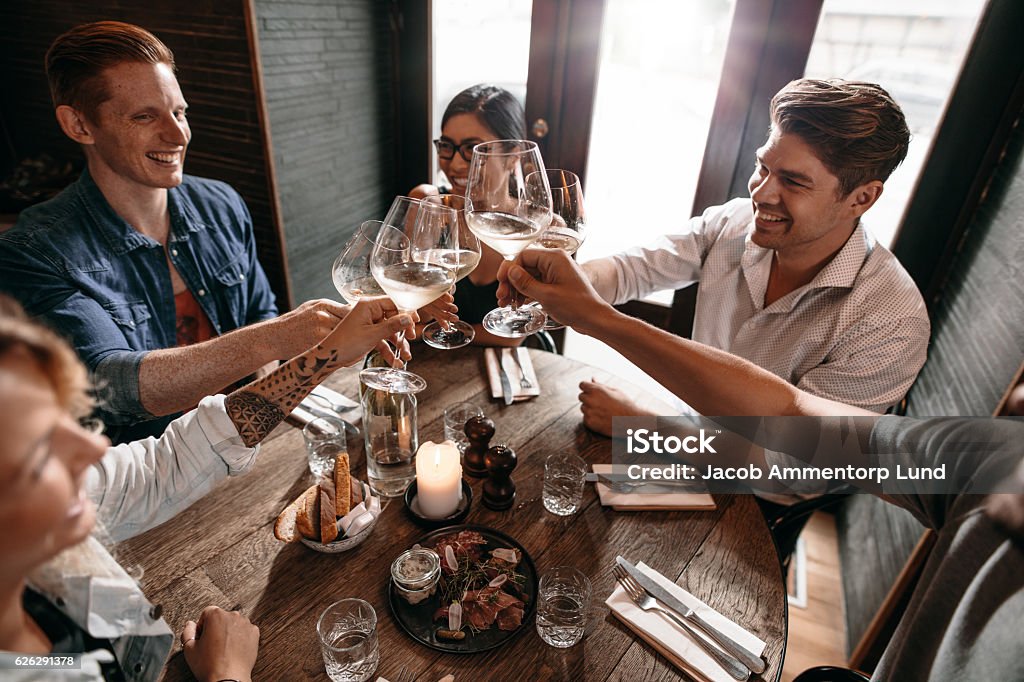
[331,220,390,303]
[420,194,482,349]
[528,169,587,331]
[360,203,460,393]
[464,139,553,338]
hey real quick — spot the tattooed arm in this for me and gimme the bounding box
[225,299,415,446]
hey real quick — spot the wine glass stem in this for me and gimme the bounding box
[506,256,520,310]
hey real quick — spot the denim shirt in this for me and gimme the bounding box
[0,396,259,681]
[0,169,278,440]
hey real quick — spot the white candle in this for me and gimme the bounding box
[415,440,463,519]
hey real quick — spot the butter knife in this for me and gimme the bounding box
[615,557,767,674]
[498,350,514,405]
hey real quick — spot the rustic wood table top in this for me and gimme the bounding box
[122,345,787,681]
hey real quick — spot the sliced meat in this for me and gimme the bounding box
[496,604,524,631]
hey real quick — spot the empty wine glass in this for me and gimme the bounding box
[420,194,482,349]
[360,203,460,393]
[528,169,587,331]
[332,220,390,303]
[464,139,553,338]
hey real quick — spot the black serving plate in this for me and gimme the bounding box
[387,524,538,653]
[404,480,473,528]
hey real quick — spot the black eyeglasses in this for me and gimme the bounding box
[433,138,479,162]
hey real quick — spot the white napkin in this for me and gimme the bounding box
[592,464,715,511]
[484,347,540,402]
[606,562,766,681]
[338,482,381,537]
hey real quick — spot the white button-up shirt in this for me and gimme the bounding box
[587,198,930,413]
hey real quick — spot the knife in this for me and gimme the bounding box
[498,350,514,405]
[615,556,767,674]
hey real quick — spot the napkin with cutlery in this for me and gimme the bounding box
[289,385,362,428]
[606,562,766,681]
[484,347,540,403]
[592,464,715,511]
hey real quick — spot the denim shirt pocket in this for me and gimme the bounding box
[102,300,154,346]
[212,254,248,324]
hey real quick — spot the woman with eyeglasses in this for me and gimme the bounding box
[409,84,528,347]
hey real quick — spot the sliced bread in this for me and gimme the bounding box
[295,484,321,540]
[319,478,338,544]
[274,483,318,543]
[334,452,352,517]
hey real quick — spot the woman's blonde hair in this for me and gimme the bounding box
[0,295,92,417]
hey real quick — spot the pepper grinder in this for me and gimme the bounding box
[463,415,495,478]
[483,443,517,510]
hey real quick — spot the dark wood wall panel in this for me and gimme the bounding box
[0,1,292,308]
[906,116,1024,416]
[252,0,396,305]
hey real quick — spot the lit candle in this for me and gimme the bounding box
[415,440,462,518]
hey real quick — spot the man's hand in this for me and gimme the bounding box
[181,606,259,682]
[496,250,611,335]
[578,378,663,436]
[324,298,417,367]
[274,299,351,358]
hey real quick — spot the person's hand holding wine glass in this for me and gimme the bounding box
[464,139,553,338]
[359,201,460,393]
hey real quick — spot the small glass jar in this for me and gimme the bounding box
[391,548,441,605]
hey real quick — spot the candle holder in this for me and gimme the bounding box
[463,415,495,478]
[404,480,473,529]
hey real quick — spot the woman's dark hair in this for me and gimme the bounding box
[441,84,526,140]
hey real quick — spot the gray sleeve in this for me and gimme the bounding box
[93,350,152,421]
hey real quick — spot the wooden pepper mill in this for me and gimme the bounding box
[463,415,495,478]
[483,443,517,511]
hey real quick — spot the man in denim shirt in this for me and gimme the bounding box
[0,22,346,443]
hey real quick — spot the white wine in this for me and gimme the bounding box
[465,211,543,258]
[534,231,583,254]
[375,262,455,311]
[335,274,386,302]
[419,248,482,282]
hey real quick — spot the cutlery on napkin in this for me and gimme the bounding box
[484,348,540,403]
[592,464,715,511]
[606,562,766,682]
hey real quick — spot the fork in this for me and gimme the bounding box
[510,348,534,389]
[613,566,748,680]
[306,389,358,414]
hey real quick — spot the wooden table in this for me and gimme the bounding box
[122,345,787,681]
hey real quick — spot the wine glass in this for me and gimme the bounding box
[464,139,553,338]
[331,220,390,303]
[527,169,587,330]
[420,194,482,349]
[360,203,460,393]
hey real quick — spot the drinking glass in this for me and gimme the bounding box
[317,598,379,682]
[331,221,389,303]
[443,401,484,455]
[527,169,587,331]
[303,416,347,478]
[465,139,552,338]
[543,452,587,516]
[360,362,420,497]
[536,566,591,648]
[420,194,482,349]
[360,203,459,394]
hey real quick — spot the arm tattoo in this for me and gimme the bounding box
[225,343,342,447]
[225,391,286,447]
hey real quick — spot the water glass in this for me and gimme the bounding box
[543,453,587,516]
[304,416,347,478]
[443,401,484,455]
[317,599,379,682]
[536,566,591,648]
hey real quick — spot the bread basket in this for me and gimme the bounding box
[299,486,381,553]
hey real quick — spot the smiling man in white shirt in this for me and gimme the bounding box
[577,78,930,435]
